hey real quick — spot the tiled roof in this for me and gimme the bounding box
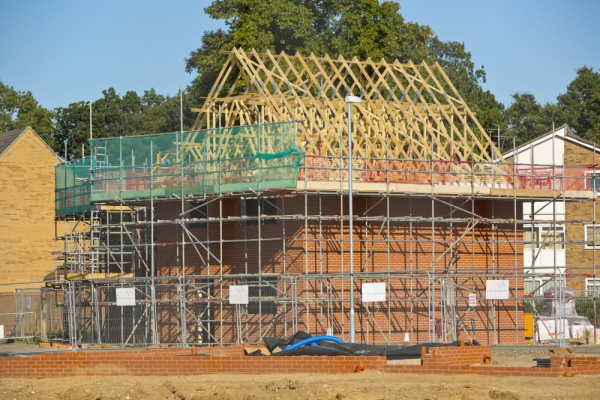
[0,127,28,157]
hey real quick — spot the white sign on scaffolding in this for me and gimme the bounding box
[116,288,136,306]
[362,282,386,302]
[229,285,249,305]
[468,293,477,307]
[486,280,510,300]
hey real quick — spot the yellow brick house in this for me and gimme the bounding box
[0,127,60,286]
[504,125,600,297]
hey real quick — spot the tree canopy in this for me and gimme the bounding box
[0,79,55,147]
[186,0,505,131]
[0,79,197,160]
[557,66,600,142]
[504,67,600,146]
[1,0,599,159]
[52,88,196,159]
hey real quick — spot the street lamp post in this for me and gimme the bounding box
[345,95,362,343]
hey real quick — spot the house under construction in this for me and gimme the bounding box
[51,49,598,348]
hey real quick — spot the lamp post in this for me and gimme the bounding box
[345,95,362,343]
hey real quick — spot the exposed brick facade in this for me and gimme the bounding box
[506,133,600,292]
[0,128,59,288]
[563,140,598,291]
[149,194,524,345]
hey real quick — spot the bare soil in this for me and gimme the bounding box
[1,371,597,400]
[0,347,597,399]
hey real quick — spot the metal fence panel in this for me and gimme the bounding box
[2,272,596,348]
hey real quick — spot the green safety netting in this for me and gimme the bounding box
[87,121,303,203]
[55,156,93,217]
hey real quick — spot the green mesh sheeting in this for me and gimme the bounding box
[88,121,303,203]
[55,157,92,216]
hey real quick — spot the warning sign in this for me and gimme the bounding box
[468,293,477,307]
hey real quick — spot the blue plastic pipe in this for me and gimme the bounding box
[281,336,344,351]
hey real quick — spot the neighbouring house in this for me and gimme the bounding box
[0,127,60,286]
[503,125,600,298]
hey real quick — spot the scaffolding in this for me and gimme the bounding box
[48,129,599,347]
[47,50,598,348]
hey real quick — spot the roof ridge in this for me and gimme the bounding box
[0,126,30,157]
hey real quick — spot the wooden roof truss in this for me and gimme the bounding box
[191,48,504,175]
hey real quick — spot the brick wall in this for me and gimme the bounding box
[564,140,597,167]
[0,129,59,288]
[565,201,599,291]
[149,194,524,345]
[2,345,599,378]
[563,140,598,291]
[508,138,600,291]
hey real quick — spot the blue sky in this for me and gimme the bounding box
[1,0,599,112]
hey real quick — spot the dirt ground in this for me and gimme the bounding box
[0,348,598,400]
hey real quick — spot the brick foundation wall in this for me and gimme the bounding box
[2,345,599,378]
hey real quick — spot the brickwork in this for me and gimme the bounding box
[563,140,598,291]
[564,140,597,167]
[2,345,599,378]
[155,196,522,275]
[565,201,599,291]
[0,128,59,288]
[148,194,525,344]
[507,137,600,292]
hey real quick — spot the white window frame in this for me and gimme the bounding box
[584,171,600,191]
[524,225,565,250]
[524,277,554,296]
[584,224,600,249]
[586,278,600,297]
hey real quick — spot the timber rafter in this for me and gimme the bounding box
[192,48,504,165]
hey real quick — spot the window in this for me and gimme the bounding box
[242,197,277,225]
[186,201,208,228]
[103,210,134,250]
[585,172,600,191]
[524,277,555,296]
[586,278,600,297]
[107,232,133,247]
[243,277,278,314]
[584,225,600,249]
[524,226,564,249]
[523,227,538,249]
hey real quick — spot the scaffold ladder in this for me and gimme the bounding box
[89,209,102,274]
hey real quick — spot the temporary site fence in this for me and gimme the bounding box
[0,289,39,341]
[1,271,597,348]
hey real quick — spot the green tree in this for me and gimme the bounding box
[157,90,197,134]
[186,0,328,100]
[505,92,559,145]
[186,0,505,133]
[429,38,505,131]
[0,79,55,147]
[53,87,195,160]
[329,0,432,63]
[136,89,168,134]
[53,101,91,160]
[93,88,136,138]
[556,66,600,142]
[0,80,20,131]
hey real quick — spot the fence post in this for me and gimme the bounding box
[180,277,187,347]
